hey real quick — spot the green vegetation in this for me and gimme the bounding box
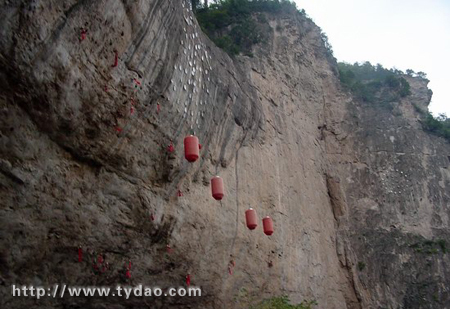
[413,104,450,142]
[339,62,449,143]
[193,0,302,56]
[405,68,429,80]
[250,296,317,309]
[234,290,317,309]
[357,261,366,271]
[422,113,450,141]
[338,62,411,108]
[437,239,447,254]
[409,239,448,255]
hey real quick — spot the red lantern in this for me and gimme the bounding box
[263,216,274,236]
[184,135,199,162]
[211,176,224,200]
[245,208,258,230]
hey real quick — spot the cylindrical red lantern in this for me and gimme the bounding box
[211,176,224,200]
[245,208,258,230]
[263,216,274,236]
[184,135,199,162]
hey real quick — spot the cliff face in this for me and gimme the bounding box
[0,1,449,308]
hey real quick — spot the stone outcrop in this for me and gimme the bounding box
[0,1,449,308]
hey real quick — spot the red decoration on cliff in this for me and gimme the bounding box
[168,141,174,153]
[112,50,118,67]
[81,29,87,41]
[150,213,155,221]
[166,244,172,253]
[78,247,83,262]
[177,189,183,197]
[228,257,235,275]
[92,253,107,274]
[101,262,109,273]
[125,261,131,278]
[186,274,191,286]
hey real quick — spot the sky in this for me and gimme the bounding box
[294,0,450,116]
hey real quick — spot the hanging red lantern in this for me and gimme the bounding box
[245,208,258,230]
[184,135,199,162]
[211,176,224,200]
[263,216,274,236]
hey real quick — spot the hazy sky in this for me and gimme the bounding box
[295,0,450,116]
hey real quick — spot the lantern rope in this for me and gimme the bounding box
[221,147,242,281]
